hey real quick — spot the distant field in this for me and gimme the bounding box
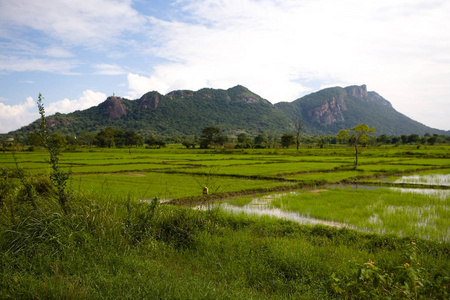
[1,145,449,200]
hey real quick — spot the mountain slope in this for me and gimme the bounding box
[275,85,446,136]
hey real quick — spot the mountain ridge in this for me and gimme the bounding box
[6,85,449,139]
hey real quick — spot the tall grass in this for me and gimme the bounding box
[1,184,448,299]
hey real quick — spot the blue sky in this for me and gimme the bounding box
[1,0,449,133]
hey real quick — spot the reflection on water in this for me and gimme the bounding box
[391,188,449,200]
[197,194,349,228]
[394,174,450,186]
[391,174,449,200]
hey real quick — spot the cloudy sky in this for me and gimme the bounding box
[1,0,449,133]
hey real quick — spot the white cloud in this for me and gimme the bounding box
[46,90,107,114]
[127,72,171,99]
[0,0,147,74]
[0,90,106,133]
[0,55,77,74]
[0,97,38,133]
[94,64,126,76]
[45,47,74,58]
[0,0,145,47]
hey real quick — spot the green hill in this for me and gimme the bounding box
[8,84,448,140]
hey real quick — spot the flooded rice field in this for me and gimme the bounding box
[197,173,449,241]
[198,193,349,228]
[393,173,450,186]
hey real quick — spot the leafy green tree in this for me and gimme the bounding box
[65,135,78,146]
[182,138,197,148]
[96,127,116,148]
[199,127,227,149]
[48,132,67,149]
[401,135,408,144]
[145,137,166,148]
[27,132,42,146]
[124,130,144,147]
[280,134,295,148]
[336,129,349,145]
[254,134,268,148]
[347,124,375,169]
[79,131,96,147]
[237,133,249,143]
[376,134,389,145]
[427,136,437,145]
[235,133,252,149]
[408,134,420,144]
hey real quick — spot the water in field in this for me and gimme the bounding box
[391,173,449,200]
[198,183,449,241]
[394,173,450,186]
[391,187,449,200]
[197,192,349,228]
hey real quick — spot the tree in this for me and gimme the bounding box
[336,129,349,145]
[407,134,420,144]
[346,124,375,169]
[235,133,252,149]
[27,132,42,146]
[292,119,303,151]
[199,127,227,149]
[124,130,144,147]
[280,134,295,148]
[145,136,166,148]
[79,131,96,147]
[182,139,197,149]
[96,127,116,148]
[254,134,268,148]
[427,136,437,145]
[337,124,375,168]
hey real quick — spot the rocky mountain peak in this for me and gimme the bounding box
[99,95,127,120]
[307,94,347,125]
[139,92,161,109]
[345,85,368,98]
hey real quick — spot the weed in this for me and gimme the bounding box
[331,242,449,299]
[37,94,71,213]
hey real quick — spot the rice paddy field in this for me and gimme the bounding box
[1,144,449,299]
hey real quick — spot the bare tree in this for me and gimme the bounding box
[292,119,303,151]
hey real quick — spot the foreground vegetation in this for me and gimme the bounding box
[1,144,449,299]
[1,191,449,299]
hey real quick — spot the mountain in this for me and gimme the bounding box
[7,84,448,140]
[275,85,447,136]
[12,85,292,138]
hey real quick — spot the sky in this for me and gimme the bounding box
[0,0,449,134]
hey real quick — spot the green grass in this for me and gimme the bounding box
[170,162,345,177]
[285,170,378,182]
[73,172,292,200]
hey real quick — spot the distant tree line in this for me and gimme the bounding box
[3,126,449,152]
[25,127,144,149]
